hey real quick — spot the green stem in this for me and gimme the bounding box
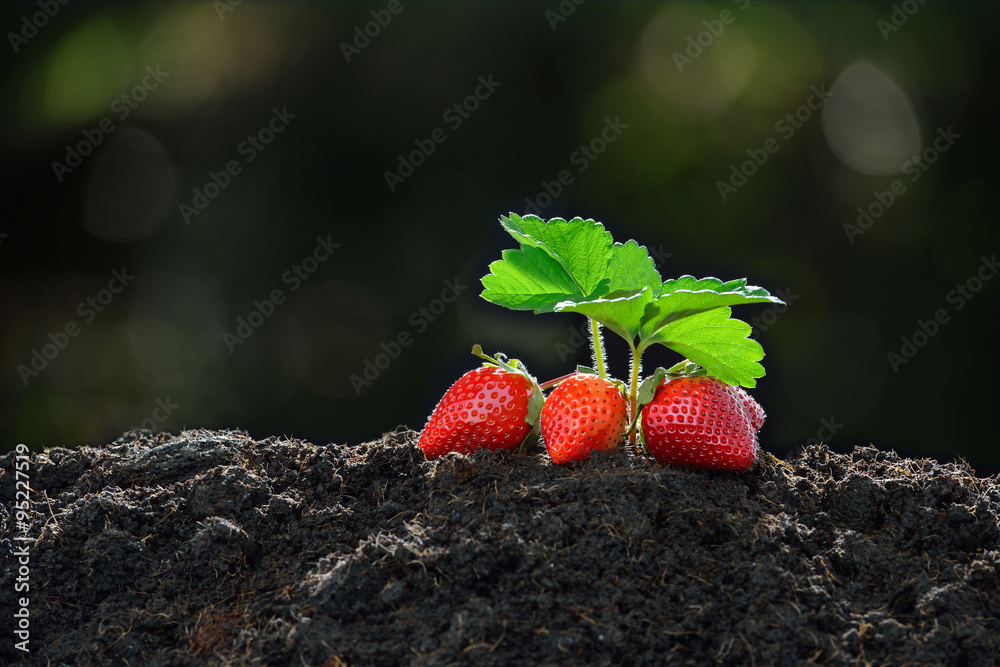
[590,318,606,380]
[628,342,642,444]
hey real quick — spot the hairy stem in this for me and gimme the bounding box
[628,343,642,444]
[590,318,607,379]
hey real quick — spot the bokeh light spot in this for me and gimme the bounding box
[41,16,132,126]
[84,126,180,242]
[822,61,921,175]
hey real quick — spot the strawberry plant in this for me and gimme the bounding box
[481,214,783,435]
[418,212,784,468]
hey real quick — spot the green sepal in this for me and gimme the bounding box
[630,362,710,441]
[627,368,666,440]
[607,376,629,398]
[664,359,705,376]
[517,420,541,454]
[636,362,707,406]
[637,368,669,407]
[470,344,545,443]
[524,381,543,428]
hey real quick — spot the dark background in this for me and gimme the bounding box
[2,2,997,473]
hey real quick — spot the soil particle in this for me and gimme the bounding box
[2,428,998,666]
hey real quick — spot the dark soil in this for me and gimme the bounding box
[2,429,999,666]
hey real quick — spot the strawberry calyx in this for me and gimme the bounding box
[470,344,544,451]
[636,360,707,400]
[627,360,708,441]
[541,366,627,395]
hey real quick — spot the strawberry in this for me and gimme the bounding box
[418,348,542,459]
[640,375,759,471]
[541,373,629,465]
[733,385,766,431]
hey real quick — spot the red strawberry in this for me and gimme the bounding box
[541,374,629,465]
[418,355,542,459]
[733,385,766,431]
[640,376,758,471]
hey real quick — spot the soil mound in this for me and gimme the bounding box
[2,429,999,666]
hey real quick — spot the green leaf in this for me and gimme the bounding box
[524,385,543,428]
[554,287,653,342]
[481,245,586,313]
[640,276,784,339]
[497,213,614,297]
[606,240,661,293]
[640,307,765,387]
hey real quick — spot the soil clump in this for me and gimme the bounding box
[2,428,998,666]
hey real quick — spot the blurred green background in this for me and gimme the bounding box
[2,2,997,472]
